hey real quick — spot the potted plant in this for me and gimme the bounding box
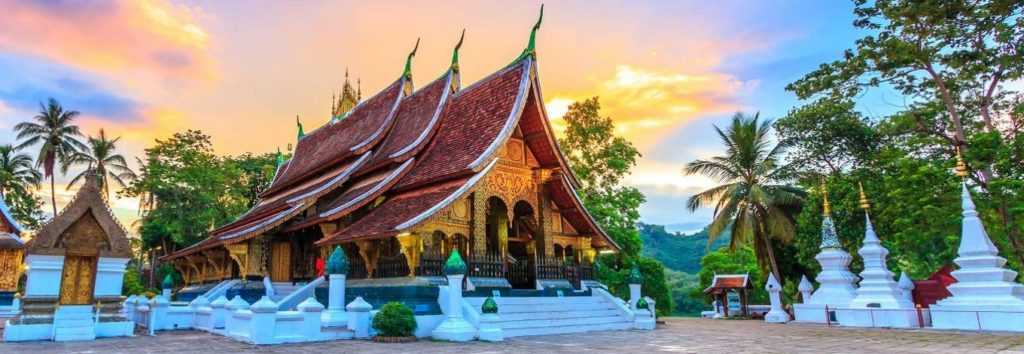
[372,301,418,342]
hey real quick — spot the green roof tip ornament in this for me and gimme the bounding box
[481,297,498,314]
[444,249,467,276]
[636,298,649,310]
[819,178,840,249]
[275,147,285,168]
[327,245,349,275]
[514,4,544,63]
[162,274,173,290]
[402,37,420,80]
[451,29,465,73]
[628,262,642,284]
[296,115,305,139]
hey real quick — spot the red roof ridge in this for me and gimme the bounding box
[395,157,497,230]
[319,157,416,220]
[387,71,453,160]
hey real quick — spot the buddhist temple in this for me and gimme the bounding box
[5,174,134,341]
[162,11,620,335]
[0,195,25,323]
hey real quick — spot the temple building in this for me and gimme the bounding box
[0,195,25,321]
[163,18,618,318]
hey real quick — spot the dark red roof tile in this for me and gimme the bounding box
[363,72,451,171]
[396,62,528,190]
[264,79,403,195]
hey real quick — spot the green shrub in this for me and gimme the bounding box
[372,302,417,337]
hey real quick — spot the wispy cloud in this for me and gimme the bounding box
[0,0,214,83]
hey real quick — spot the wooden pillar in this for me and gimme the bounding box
[397,233,422,277]
[355,239,380,278]
[471,192,487,256]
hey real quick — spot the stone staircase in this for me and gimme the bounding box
[465,295,632,338]
[53,305,96,342]
[271,282,304,302]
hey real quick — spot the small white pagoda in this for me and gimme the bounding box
[794,182,858,323]
[931,153,1024,332]
[836,183,917,327]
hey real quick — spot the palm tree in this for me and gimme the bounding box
[64,129,137,197]
[0,145,43,199]
[14,98,87,215]
[684,112,803,281]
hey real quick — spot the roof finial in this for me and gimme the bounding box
[516,5,544,62]
[955,146,969,180]
[451,29,465,72]
[858,182,870,211]
[296,115,304,139]
[403,38,420,79]
[275,147,284,168]
[357,78,362,101]
[331,92,336,114]
[821,177,831,217]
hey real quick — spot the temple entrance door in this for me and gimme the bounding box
[507,240,534,289]
[59,255,97,305]
[270,241,291,282]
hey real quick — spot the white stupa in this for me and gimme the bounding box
[793,183,858,323]
[837,184,917,327]
[932,154,1024,331]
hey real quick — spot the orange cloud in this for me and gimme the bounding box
[545,65,750,152]
[0,0,214,83]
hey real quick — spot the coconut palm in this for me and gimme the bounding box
[14,98,87,214]
[64,129,137,197]
[684,112,803,281]
[0,144,43,199]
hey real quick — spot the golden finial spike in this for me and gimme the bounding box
[821,178,832,217]
[858,182,870,210]
[955,146,969,179]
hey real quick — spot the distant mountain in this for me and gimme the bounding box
[662,222,708,235]
[639,222,730,273]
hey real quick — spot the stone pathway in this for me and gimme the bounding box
[3,317,1024,353]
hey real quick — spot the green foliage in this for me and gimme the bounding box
[664,269,706,316]
[684,112,804,280]
[778,0,1024,280]
[559,97,672,315]
[63,129,136,197]
[692,246,767,305]
[596,255,674,316]
[122,265,148,296]
[372,302,417,337]
[121,130,278,255]
[13,98,88,215]
[0,144,44,228]
[639,223,729,273]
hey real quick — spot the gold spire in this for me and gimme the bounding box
[821,178,832,217]
[333,68,359,118]
[955,146,969,179]
[858,182,870,210]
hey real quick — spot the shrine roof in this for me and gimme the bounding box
[704,274,751,294]
[318,159,496,245]
[263,79,404,196]
[362,71,452,172]
[0,195,23,248]
[395,60,529,191]
[26,174,131,258]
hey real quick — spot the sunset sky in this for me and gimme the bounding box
[0,1,900,233]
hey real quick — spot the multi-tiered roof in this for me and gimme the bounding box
[167,11,617,259]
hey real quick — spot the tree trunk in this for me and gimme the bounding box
[763,232,782,286]
[50,174,57,216]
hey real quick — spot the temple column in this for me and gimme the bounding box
[397,232,423,277]
[355,240,379,278]
[471,192,487,256]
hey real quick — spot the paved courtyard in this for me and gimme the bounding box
[3,317,1024,354]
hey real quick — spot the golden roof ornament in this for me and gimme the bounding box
[858,182,870,211]
[821,178,832,217]
[955,147,969,179]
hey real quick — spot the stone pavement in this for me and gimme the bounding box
[3,317,1024,354]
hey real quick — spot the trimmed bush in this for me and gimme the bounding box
[372,302,417,337]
